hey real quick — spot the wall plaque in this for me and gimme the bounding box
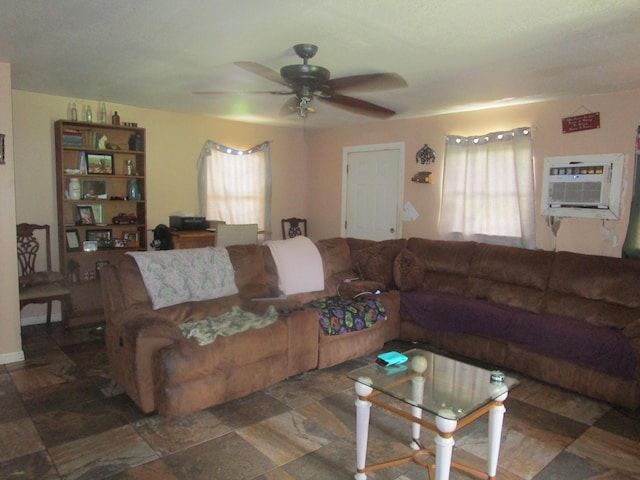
[562,112,600,134]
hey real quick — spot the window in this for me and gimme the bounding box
[197,140,271,231]
[438,127,535,248]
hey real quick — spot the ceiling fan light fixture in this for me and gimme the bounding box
[202,43,407,120]
[296,96,314,117]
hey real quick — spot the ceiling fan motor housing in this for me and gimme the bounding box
[280,64,330,85]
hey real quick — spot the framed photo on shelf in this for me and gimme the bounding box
[122,230,139,248]
[87,153,114,175]
[81,180,107,200]
[77,203,103,224]
[76,205,95,225]
[65,229,81,252]
[86,229,112,249]
[113,239,127,248]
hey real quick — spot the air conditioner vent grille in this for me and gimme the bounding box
[549,182,603,205]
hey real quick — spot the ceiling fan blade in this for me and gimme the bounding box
[318,93,396,118]
[234,61,289,87]
[192,90,290,95]
[326,73,407,93]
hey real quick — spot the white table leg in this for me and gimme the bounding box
[410,376,425,449]
[434,411,457,480]
[354,378,373,480]
[487,389,508,478]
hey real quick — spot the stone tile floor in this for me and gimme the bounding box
[0,323,639,479]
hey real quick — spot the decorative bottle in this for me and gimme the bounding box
[127,179,139,201]
[69,178,81,200]
[85,105,93,122]
[112,111,120,125]
[70,103,78,121]
[99,102,107,124]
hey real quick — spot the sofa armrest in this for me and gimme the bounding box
[106,309,185,413]
[100,264,126,323]
[286,309,320,375]
[378,290,401,342]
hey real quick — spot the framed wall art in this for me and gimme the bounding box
[77,203,104,223]
[65,229,81,252]
[86,229,112,248]
[81,180,107,200]
[122,230,139,248]
[76,205,95,225]
[87,153,114,175]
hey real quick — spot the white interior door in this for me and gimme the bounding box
[342,143,404,240]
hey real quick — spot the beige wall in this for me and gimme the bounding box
[306,89,639,256]
[12,91,308,323]
[0,63,24,362]
[8,87,640,330]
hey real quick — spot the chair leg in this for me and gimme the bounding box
[45,301,52,332]
[62,297,72,330]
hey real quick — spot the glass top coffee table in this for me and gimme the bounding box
[347,348,519,480]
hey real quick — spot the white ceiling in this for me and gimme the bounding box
[1,0,639,129]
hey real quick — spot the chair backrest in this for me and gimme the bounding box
[215,223,258,248]
[281,217,307,239]
[16,223,53,276]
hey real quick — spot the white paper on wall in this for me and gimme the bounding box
[402,201,419,222]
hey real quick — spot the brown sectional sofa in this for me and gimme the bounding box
[101,236,639,416]
[100,239,400,416]
[394,238,640,410]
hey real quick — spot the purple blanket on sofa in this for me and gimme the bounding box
[400,290,636,380]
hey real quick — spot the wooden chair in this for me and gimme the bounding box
[17,223,72,330]
[281,218,307,239]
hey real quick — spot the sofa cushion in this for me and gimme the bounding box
[401,290,637,380]
[306,295,387,335]
[545,251,640,328]
[393,248,424,291]
[352,243,404,288]
[226,244,271,298]
[337,280,385,298]
[316,238,353,280]
[468,243,553,313]
[406,238,476,295]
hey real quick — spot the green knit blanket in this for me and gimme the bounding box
[179,305,279,346]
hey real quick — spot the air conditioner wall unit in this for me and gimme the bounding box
[540,154,624,220]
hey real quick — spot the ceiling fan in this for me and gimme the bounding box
[194,44,408,118]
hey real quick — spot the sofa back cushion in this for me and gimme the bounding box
[226,244,271,298]
[544,251,640,328]
[350,238,407,289]
[316,237,357,283]
[468,243,554,312]
[117,245,271,311]
[393,248,424,291]
[405,238,476,295]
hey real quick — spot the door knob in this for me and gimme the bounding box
[390,228,395,233]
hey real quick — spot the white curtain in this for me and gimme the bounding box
[438,127,535,248]
[197,140,271,232]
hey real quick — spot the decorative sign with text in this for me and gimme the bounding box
[562,112,600,134]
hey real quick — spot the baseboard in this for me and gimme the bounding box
[0,350,25,365]
[20,313,62,327]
